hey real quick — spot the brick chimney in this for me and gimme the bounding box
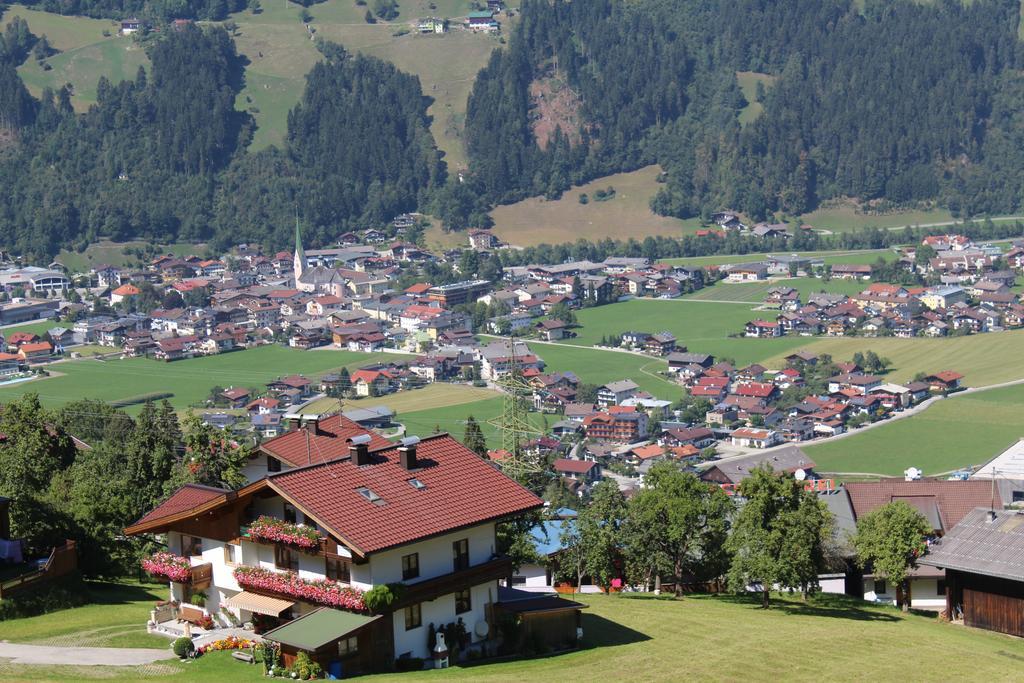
[398,436,420,470]
[349,434,372,466]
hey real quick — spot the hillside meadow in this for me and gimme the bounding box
[490,165,701,247]
[806,383,1024,476]
[228,0,500,162]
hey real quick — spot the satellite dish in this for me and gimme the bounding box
[904,467,922,481]
[794,468,807,481]
[474,620,489,638]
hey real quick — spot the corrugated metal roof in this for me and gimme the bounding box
[920,508,1024,582]
[263,608,378,650]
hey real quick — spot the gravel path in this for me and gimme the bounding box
[0,642,173,666]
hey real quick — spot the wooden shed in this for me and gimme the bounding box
[262,607,390,677]
[920,507,1024,638]
[494,587,585,653]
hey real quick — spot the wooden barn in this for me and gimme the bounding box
[920,507,1024,638]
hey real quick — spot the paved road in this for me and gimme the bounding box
[0,642,173,666]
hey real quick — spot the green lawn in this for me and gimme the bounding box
[1,580,168,648]
[0,346,408,414]
[799,205,955,233]
[4,591,1024,681]
[684,277,866,303]
[2,319,60,338]
[564,300,806,366]
[806,383,1024,476]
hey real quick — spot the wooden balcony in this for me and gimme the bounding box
[190,562,213,589]
[0,540,77,599]
[392,556,512,611]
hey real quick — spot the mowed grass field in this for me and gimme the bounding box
[564,299,806,367]
[4,590,1024,681]
[659,249,895,269]
[684,277,866,302]
[799,205,955,233]
[806,383,1024,476]
[763,329,1024,388]
[1,5,145,111]
[490,165,702,247]
[229,0,499,162]
[0,346,407,413]
[301,381,500,417]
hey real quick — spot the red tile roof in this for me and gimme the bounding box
[132,484,228,529]
[845,480,999,532]
[553,458,597,474]
[259,413,391,468]
[269,434,542,554]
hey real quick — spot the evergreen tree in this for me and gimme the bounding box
[462,415,488,458]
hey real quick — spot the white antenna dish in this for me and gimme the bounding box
[794,468,807,481]
[904,467,922,481]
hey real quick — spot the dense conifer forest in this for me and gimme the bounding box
[464,0,1024,222]
[2,0,1024,258]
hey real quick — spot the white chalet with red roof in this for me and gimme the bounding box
[125,415,574,672]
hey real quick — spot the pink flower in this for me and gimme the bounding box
[233,566,365,611]
[246,516,323,550]
[141,552,192,583]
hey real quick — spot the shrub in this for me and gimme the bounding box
[0,575,89,621]
[363,582,406,613]
[172,636,195,658]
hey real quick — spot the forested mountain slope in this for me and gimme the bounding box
[463,0,1024,221]
[2,0,1024,259]
[0,25,443,259]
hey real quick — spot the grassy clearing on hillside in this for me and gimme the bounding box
[0,346,406,413]
[490,166,701,247]
[800,205,955,232]
[736,70,775,126]
[565,300,805,366]
[229,0,498,160]
[806,383,1024,476]
[763,329,1024,387]
[55,240,202,272]
[4,591,1023,681]
[2,5,141,110]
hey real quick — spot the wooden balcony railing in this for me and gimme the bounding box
[0,540,77,599]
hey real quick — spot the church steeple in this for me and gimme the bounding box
[293,216,306,282]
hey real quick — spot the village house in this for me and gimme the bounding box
[596,380,639,407]
[729,427,780,449]
[125,429,581,671]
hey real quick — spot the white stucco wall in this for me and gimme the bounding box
[391,581,496,660]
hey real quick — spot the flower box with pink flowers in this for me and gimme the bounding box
[244,516,324,552]
[141,552,193,583]
[233,566,365,612]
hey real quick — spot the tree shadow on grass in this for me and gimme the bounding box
[701,592,901,622]
[83,580,165,605]
[579,612,651,649]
